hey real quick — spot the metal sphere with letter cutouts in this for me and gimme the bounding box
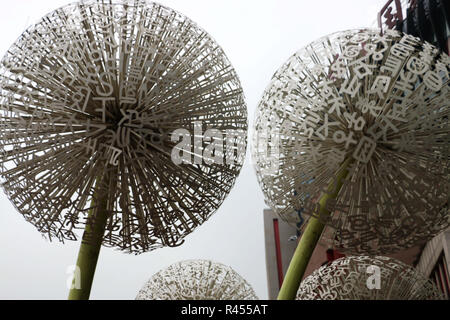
[296,256,444,300]
[252,28,449,255]
[0,0,247,254]
[135,260,258,300]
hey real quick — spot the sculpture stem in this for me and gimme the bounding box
[68,175,109,300]
[277,157,351,300]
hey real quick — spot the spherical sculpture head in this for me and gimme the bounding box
[253,28,449,254]
[135,260,258,300]
[297,256,443,300]
[0,0,247,253]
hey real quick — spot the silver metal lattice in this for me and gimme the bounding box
[297,255,444,300]
[135,260,258,300]
[252,28,449,254]
[0,0,247,254]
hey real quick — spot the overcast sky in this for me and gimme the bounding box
[0,0,387,299]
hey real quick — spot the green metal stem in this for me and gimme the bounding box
[277,158,352,300]
[68,176,109,300]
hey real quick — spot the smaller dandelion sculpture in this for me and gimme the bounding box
[135,260,258,300]
[252,28,449,299]
[0,0,247,299]
[297,256,443,300]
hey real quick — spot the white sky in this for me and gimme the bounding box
[0,0,387,299]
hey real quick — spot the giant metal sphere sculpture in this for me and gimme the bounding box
[296,255,443,300]
[252,28,449,254]
[135,260,258,300]
[0,0,247,254]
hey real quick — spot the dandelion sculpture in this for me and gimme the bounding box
[0,0,247,299]
[136,260,258,300]
[253,28,449,299]
[297,256,443,300]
